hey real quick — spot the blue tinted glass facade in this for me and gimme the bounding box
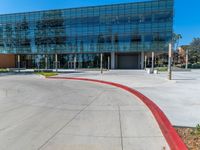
[0,0,173,54]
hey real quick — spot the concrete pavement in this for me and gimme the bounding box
[0,75,168,150]
[57,69,200,127]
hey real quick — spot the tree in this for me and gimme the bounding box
[189,38,200,63]
[179,45,189,64]
[172,33,182,64]
[173,33,182,51]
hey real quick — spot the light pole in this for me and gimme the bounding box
[185,49,189,70]
[100,53,103,74]
[45,55,48,70]
[151,52,154,73]
[168,43,172,80]
[55,54,58,72]
[17,55,20,72]
[74,54,76,70]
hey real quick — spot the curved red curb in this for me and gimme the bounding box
[48,76,188,150]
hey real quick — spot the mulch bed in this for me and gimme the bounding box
[175,127,200,150]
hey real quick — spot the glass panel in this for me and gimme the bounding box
[0,0,173,54]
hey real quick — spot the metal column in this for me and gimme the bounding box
[74,55,76,70]
[144,55,147,70]
[168,43,172,80]
[55,54,58,72]
[185,49,189,70]
[141,52,144,69]
[100,53,103,74]
[17,55,20,72]
[45,55,48,70]
[107,56,110,71]
[111,52,115,69]
[151,52,155,72]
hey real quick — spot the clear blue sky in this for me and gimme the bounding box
[0,0,199,45]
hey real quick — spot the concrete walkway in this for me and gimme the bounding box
[0,75,168,150]
[57,70,200,127]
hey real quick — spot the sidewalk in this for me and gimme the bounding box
[57,70,200,127]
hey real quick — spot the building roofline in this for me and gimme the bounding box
[0,0,162,17]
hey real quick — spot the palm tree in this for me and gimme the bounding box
[173,33,182,51]
[172,33,182,65]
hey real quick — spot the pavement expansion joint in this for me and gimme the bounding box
[118,105,124,150]
[37,90,105,150]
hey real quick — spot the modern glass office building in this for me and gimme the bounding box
[0,0,174,69]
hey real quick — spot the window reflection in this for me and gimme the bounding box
[0,0,173,54]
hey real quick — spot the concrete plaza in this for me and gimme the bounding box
[0,74,168,150]
[57,69,200,127]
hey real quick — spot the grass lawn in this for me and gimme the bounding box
[36,72,58,77]
[0,69,9,72]
[155,67,168,72]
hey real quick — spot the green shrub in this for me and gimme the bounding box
[0,68,9,72]
[180,63,200,69]
[192,63,200,69]
[191,124,200,135]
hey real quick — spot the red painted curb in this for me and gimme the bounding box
[48,76,188,150]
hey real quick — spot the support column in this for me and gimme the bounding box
[141,52,144,69]
[111,52,115,69]
[17,55,20,72]
[74,54,76,70]
[185,49,189,70]
[151,52,154,71]
[100,53,103,74]
[107,56,110,71]
[144,55,147,70]
[45,55,48,70]
[148,57,150,66]
[55,54,58,72]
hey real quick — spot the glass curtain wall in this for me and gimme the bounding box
[0,0,174,68]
